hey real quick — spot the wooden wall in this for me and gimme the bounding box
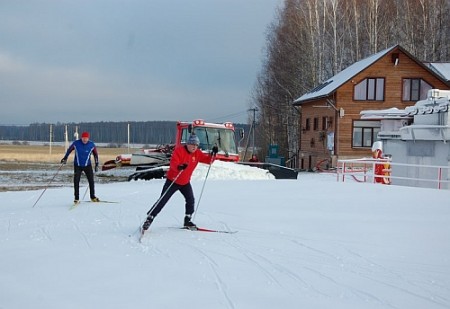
[299,47,450,170]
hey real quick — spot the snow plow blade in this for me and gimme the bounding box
[237,162,298,179]
[128,166,169,181]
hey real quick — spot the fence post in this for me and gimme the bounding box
[438,167,442,190]
[342,162,346,182]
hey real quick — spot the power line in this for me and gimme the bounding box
[209,110,249,123]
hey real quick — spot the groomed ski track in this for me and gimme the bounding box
[1,173,449,309]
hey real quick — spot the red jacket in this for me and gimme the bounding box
[166,145,213,185]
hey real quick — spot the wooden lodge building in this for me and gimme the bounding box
[293,45,450,171]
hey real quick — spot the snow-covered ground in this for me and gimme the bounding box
[1,161,449,309]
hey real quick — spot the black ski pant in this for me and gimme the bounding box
[74,165,95,200]
[148,179,195,218]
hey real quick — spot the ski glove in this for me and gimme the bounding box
[60,158,67,164]
[178,163,188,171]
[95,163,99,172]
[211,146,219,156]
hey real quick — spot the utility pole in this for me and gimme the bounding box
[250,107,257,154]
[64,125,69,151]
[49,124,53,155]
[74,126,79,140]
[127,123,130,153]
[243,107,258,161]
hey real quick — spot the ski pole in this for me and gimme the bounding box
[193,155,215,221]
[82,185,89,200]
[145,169,184,217]
[32,163,64,208]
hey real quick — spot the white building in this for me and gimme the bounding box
[361,89,450,189]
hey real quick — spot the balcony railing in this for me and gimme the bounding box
[337,158,450,190]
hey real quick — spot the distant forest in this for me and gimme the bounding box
[0,121,249,146]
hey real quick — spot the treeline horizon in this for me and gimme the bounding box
[0,121,249,145]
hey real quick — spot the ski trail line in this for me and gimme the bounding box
[71,219,92,249]
[190,245,236,309]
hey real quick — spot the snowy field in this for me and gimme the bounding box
[1,161,449,309]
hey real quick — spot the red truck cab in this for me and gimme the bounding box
[176,119,240,162]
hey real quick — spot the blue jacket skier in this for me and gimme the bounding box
[61,131,100,204]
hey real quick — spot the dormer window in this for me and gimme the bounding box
[354,78,385,101]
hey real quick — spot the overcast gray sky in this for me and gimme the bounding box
[0,0,282,125]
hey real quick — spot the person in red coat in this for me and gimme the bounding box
[142,134,218,231]
[372,141,391,185]
[249,154,259,162]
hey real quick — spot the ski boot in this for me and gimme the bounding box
[142,216,154,231]
[91,197,100,202]
[184,215,197,230]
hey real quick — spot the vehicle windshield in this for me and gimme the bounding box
[193,127,237,154]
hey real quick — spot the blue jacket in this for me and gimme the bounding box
[64,139,99,167]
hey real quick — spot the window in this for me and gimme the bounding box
[304,118,311,131]
[181,128,190,144]
[313,117,319,131]
[322,116,333,130]
[352,120,381,148]
[354,78,385,101]
[193,127,237,154]
[322,117,327,130]
[402,78,432,101]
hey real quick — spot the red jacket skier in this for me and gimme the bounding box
[142,134,218,231]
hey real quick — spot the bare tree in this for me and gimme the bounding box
[251,0,450,167]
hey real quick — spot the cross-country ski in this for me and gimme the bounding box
[69,200,119,210]
[181,226,238,234]
[138,226,237,242]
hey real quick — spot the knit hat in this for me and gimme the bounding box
[187,134,200,145]
[81,132,90,138]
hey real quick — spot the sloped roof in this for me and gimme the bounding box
[294,45,397,105]
[426,62,450,82]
